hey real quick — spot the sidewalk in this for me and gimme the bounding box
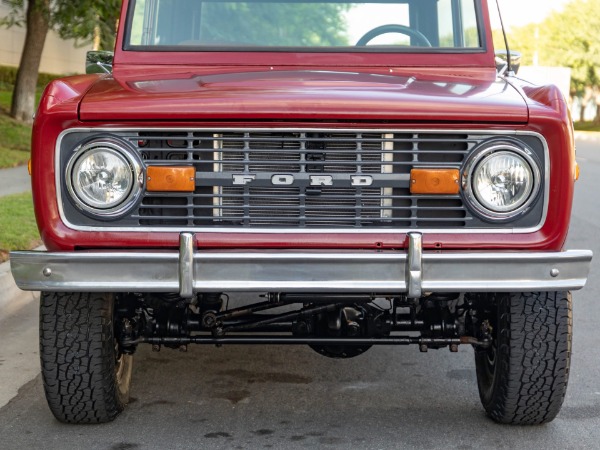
[0,165,31,314]
[0,259,23,313]
[574,130,600,143]
[0,165,30,197]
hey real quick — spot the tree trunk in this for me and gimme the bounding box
[594,90,600,125]
[10,0,50,124]
[581,86,593,122]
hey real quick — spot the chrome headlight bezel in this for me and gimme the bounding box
[461,140,542,222]
[65,138,144,219]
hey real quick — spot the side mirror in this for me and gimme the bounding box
[86,51,114,74]
[495,50,521,76]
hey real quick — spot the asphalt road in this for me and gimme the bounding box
[0,138,599,449]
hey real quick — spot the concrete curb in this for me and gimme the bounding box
[574,131,600,143]
[0,259,23,313]
[0,246,44,316]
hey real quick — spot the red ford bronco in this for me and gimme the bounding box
[11,0,592,425]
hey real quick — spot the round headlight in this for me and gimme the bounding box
[463,141,541,221]
[67,139,143,217]
[472,151,534,212]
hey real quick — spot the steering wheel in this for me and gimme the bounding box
[356,24,432,47]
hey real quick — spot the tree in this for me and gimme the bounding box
[197,2,350,46]
[3,0,50,123]
[507,0,600,121]
[52,0,121,52]
[146,0,350,47]
[1,0,121,123]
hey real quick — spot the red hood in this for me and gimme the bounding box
[79,68,528,123]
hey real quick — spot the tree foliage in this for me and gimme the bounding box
[52,0,122,51]
[0,0,121,122]
[1,0,121,51]
[200,2,350,46]
[507,0,600,96]
[148,0,350,47]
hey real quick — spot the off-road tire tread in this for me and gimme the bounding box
[477,291,571,425]
[39,292,125,424]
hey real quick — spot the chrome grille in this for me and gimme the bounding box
[128,130,475,228]
[211,186,384,227]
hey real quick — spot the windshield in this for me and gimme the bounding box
[126,0,483,51]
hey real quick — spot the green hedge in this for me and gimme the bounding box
[0,65,61,90]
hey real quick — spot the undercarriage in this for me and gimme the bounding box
[37,287,573,425]
[115,292,492,358]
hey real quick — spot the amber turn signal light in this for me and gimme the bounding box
[410,168,460,195]
[28,159,32,176]
[147,166,196,192]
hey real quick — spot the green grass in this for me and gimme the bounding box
[574,121,600,132]
[0,113,31,168]
[0,88,32,169]
[0,82,44,111]
[0,192,41,262]
[0,147,30,168]
[0,89,11,110]
[0,85,41,260]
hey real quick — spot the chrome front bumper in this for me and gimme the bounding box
[10,233,592,297]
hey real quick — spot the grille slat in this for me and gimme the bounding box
[129,129,477,229]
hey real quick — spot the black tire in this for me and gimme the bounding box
[475,291,571,425]
[39,292,133,424]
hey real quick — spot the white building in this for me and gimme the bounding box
[0,2,92,75]
[517,66,572,102]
